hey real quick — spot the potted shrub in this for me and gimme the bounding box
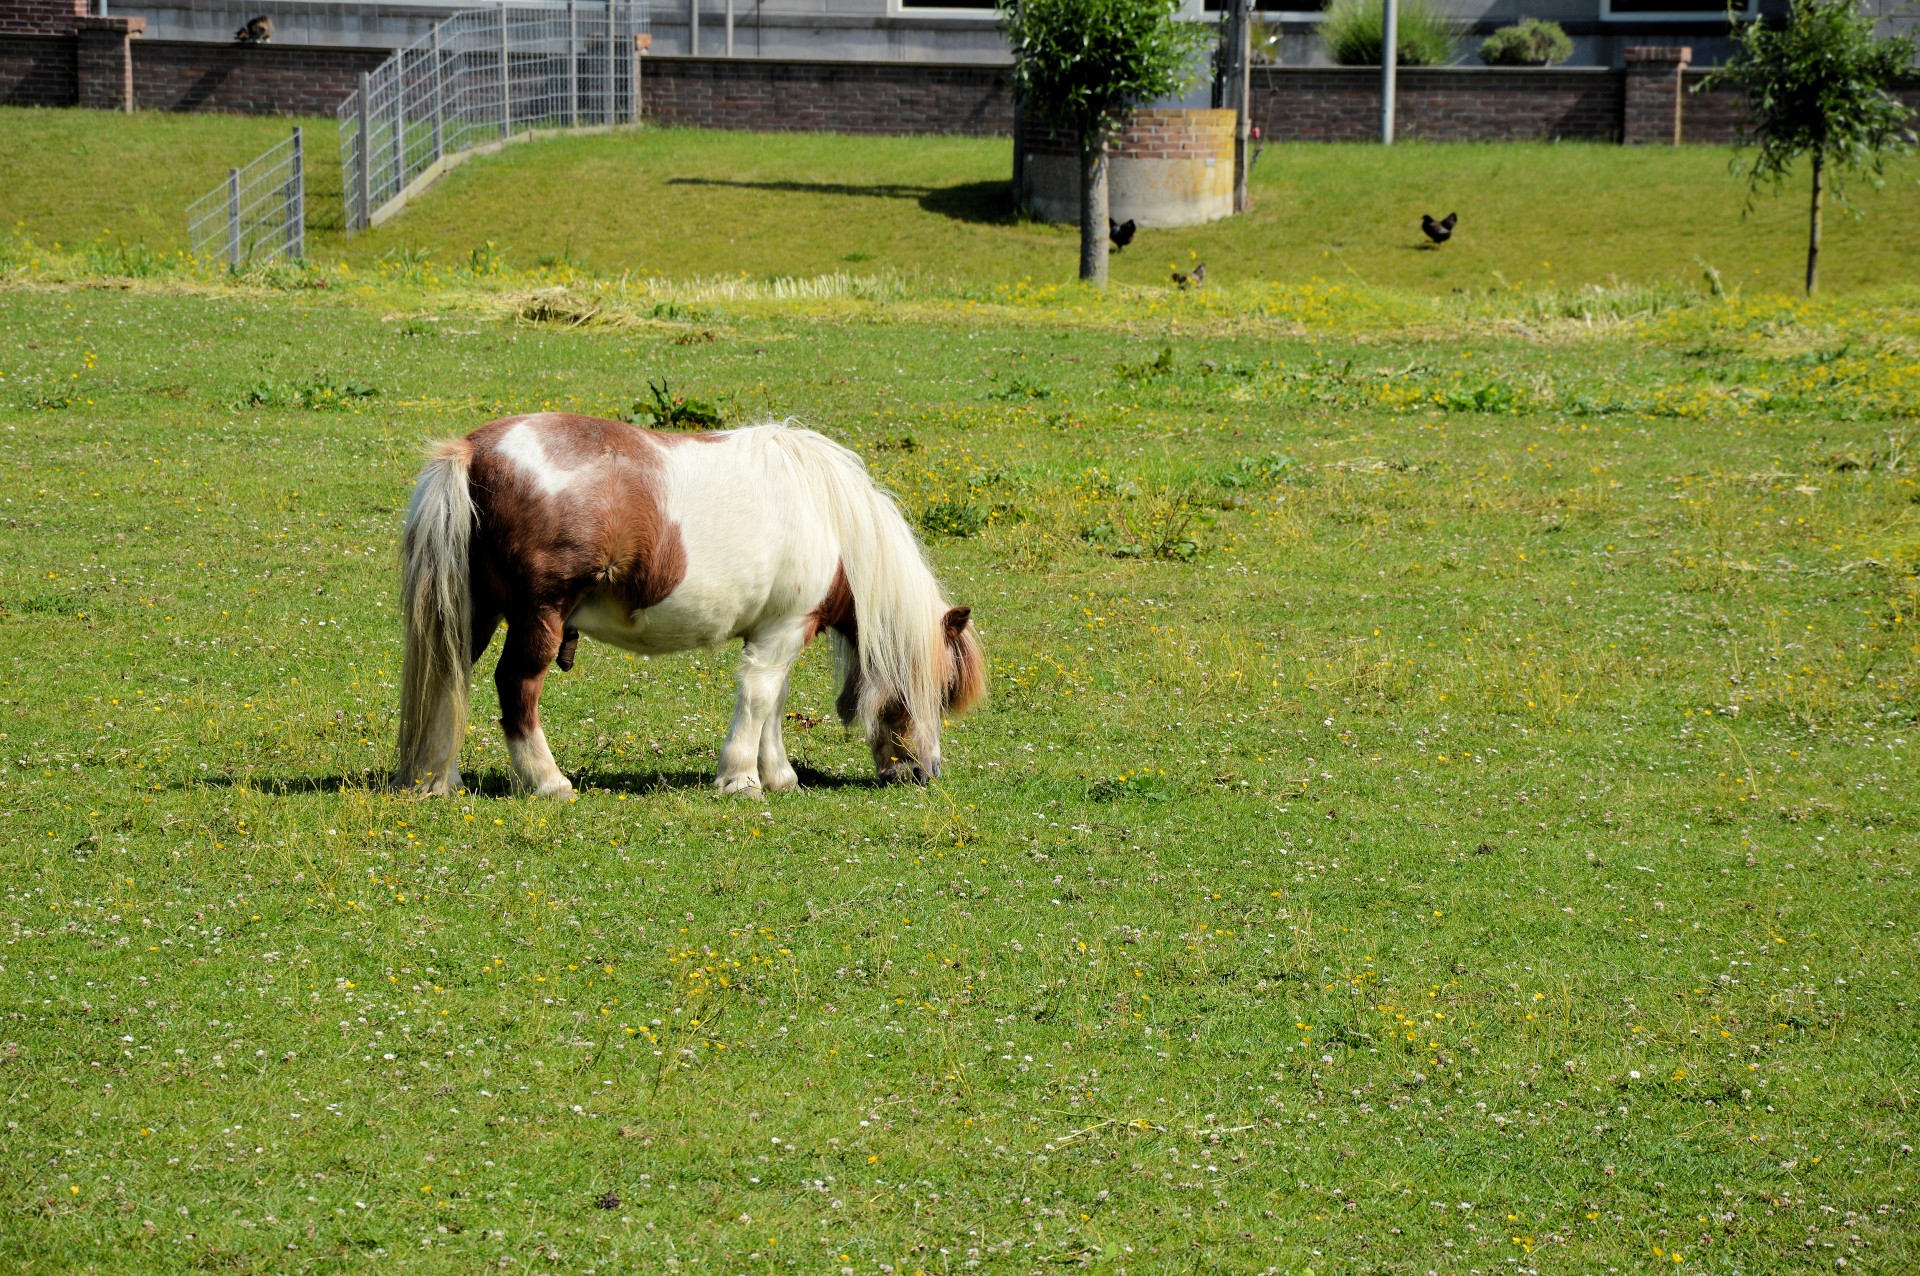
[1320,0,1461,67]
[1478,18,1574,66]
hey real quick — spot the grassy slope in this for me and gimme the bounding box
[5,109,1920,294]
[0,268,1914,1272]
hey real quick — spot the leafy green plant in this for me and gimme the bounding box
[1115,344,1176,381]
[1321,0,1460,67]
[237,374,377,411]
[998,0,1209,285]
[1478,18,1573,66]
[920,499,990,538]
[630,378,726,430]
[1699,0,1916,294]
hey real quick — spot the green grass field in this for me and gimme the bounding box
[5,107,1919,294]
[2,110,1919,1275]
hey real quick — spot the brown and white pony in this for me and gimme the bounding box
[393,414,984,799]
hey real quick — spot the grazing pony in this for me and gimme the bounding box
[394,414,984,798]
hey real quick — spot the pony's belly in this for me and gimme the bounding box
[569,588,735,656]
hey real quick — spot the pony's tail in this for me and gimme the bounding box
[394,439,475,795]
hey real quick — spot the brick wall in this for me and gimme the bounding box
[132,40,388,114]
[1019,107,1235,160]
[0,1,86,38]
[638,55,1013,136]
[0,33,76,105]
[1252,66,1624,143]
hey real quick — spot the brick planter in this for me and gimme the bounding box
[1019,108,1237,228]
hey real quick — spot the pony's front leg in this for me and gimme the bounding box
[497,609,576,800]
[756,675,799,794]
[716,635,802,797]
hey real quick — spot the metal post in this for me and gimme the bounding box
[1234,0,1252,212]
[499,4,511,139]
[391,59,406,195]
[226,167,240,268]
[287,126,304,259]
[567,0,579,127]
[689,0,698,57]
[725,0,733,57]
[605,0,616,125]
[355,72,372,230]
[1380,0,1398,144]
[430,23,444,161]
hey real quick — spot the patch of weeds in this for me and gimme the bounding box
[1,591,89,619]
[1116,345,1176,382]
[986,375,1052,401]
[1215,454,1296,489]
[237,374,377,411]
[629,378,726,430]
[1081,486,1211,560]
[671,329,718,346]
[1439,380,1522,413]
[843,251,874,263]
[395,318,437,339]
[870,435,920,453]
[78,239,167,279]
[467,241,510,277]
[21,387,78,411]
[1088,770,1178,802]
[921,500,989,539]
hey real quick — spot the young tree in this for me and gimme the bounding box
[1701,0,1915,294]
[999,0,1209,285]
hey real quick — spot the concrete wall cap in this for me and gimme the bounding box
[76,15,146,35]
[1624,45,1690,64]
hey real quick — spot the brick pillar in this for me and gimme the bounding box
[76,15,144,112]
[1623,45,1690,145]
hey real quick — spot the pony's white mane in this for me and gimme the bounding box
[735,422,945,749]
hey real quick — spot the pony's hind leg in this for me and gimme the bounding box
[756,675,799,794]
[717,631,805,797]
[496,609,576,800]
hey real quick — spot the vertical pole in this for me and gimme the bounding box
[430,23,444,161]
[1380,0,1397,144]
[500,4,511,139]
[1234,0,1251,212]
[226,167,240,269]
[568,0,579,127]
[1010,97,1023,212]
[690,0,699,57]
[391,58,406,195]
[355,72,372,230]
[605,0,616,125]
[288,126,304,259]
[725,0,733,57]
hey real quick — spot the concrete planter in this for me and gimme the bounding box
[1018,108,1236,229]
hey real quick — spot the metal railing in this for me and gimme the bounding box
[186,126,307,267]
[340,2,649,232]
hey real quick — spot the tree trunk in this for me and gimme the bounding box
[1804,148,1824,295]
[1078,137,1109,287]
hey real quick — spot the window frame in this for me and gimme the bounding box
[1598,0,1758,22]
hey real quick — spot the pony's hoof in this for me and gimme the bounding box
[761,766,800,794]
[716,774,765,799]
[524,776,575,800]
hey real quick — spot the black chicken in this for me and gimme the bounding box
[1108,218,1137,251]
[1421,212,1458,245]
[235,15,274,42]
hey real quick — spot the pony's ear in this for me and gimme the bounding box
[943,606,972,638]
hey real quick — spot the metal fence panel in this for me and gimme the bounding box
[186,127,306,267]
[340,2,650,233]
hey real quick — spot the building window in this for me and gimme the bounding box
[1602,0,1756,16]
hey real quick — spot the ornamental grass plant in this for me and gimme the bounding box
[1320,0,1461,67]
